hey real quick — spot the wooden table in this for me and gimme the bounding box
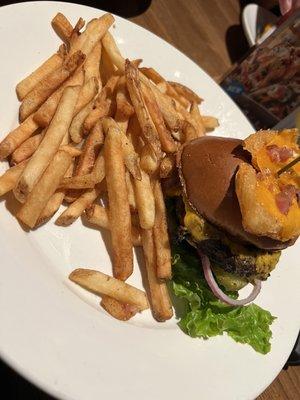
[131,1,300,400]
[0,1,299,399]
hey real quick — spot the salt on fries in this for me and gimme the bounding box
[0,12,218,322]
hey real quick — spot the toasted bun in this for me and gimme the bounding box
[179,136,295,250]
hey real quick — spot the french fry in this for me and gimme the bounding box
[56,185,102,226]
[17,150,73,228]
[0,160,28,197]
[156,82,167,93]
[11,132,43,165]
[100,296,138,321]
[125,60,161,158]
[15,85,81,203]
[83,75,119,132]
[35,190,65,227]
[104,120,133,281]
[141,229,173,321]
[141,83,177,153]
[69,14,114,57]
[159,154,175,179]
[133,169,155,229]
[84,40,102,83]
[140,144,159,175]
[0,115,39,160]
[202,115,219,131]
[114,83,134,134]
[100,46,117,85]
[182,120,198,142]
[190,101,205,137]
[153,180,172,280]
[102,117,141,180]
[139,67,164,85]
[34,68,85,128]
[51,12,74,44]
[59,172,100,189]
[125,171,136,211]
[69,268,149,310]
[68,18,85,48]
[84,204,141,246]
[69,100,94,144]
[73,77,99,116]
[16,52,64,101]
[168,81,202,104]
[19,51,85,121]
[59,145,82,158]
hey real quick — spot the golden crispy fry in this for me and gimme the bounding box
[156,82,167,93]
[202,115,219,131]
[133,169,155,229]
[69,14,114,57]
[190,101,205,137]
[100,46,117,85]
[168,81,203,104]
[141,83,177,153]
[33,68,85,128]
[83,75,119,132]
[125,60,161,158]
[68,18,85,49]
[19,51,85,121]
[0,115,39,161]
[84,40,102,83]
[102,117,141,180]
[69,268,149,310]
[59,172,100,189]
[16,52,64,101]
[139,67,164,84]
[69,101,94,144]
[159,154,175,179]
[181,120,196,143]
[125,171,136,211]
[56,185,102,226]
[165,84,190,108]
[51,12,74,44]
[0,160,28,197]
[73,77,99,115]
[153,180,172,280]
[104,121,133,281]
[59,145,82,158]
[114,83,134,134]
[84,203,141,246]
[15,85,81,203]
[11,132,43,165]
[100,296,138,321]
[17,150,73,228]
[140,144,159,175]
[35,190,65,227]
[141,229,173,321]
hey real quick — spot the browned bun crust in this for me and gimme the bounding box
[179,136,295,250]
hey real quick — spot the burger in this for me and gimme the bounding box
[175,129,300,306]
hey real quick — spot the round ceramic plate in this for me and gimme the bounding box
[0,2,299,400]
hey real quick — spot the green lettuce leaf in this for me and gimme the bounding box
[170,244,276,354]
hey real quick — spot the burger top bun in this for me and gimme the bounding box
[179,136,294,250]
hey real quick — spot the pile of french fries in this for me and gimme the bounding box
[0,12,218,322]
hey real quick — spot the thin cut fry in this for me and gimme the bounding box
[153,180,172,280]
[73,77,99,116]
[125,171,136,211]
[34,68,85,128]
[11,132,43,165]
[69,100,94,144]
[0,115,39,160]
[0,160,28,197]
[100,46,117,85]
[84,41,102,83]
[168,81,203,104]
[104,121,133,280]
[56,186,101,226]
[69,268,149,310]
[17,150,73,228]
[133,169,155,229]
[183,120,198,143]
[100,296,138,321]
[19,51,85,121]
[16,52,64,101]
[141,83,177,153]
[51,13,74,44]
[159,155,175,179]
[190,101,205,137]
[35,190,65,227]
[140,144,159,175]
[114,83,134,134]
[84,204,141,246]
[141,229,173,321]
[202,115,219,131]
[59,172,100,189]
[15,85,81,202]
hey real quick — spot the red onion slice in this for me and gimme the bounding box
[198,250,262,306]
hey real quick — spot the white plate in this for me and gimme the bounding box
[0,2,299,400]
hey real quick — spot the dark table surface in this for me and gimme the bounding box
[0,1,299,399]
